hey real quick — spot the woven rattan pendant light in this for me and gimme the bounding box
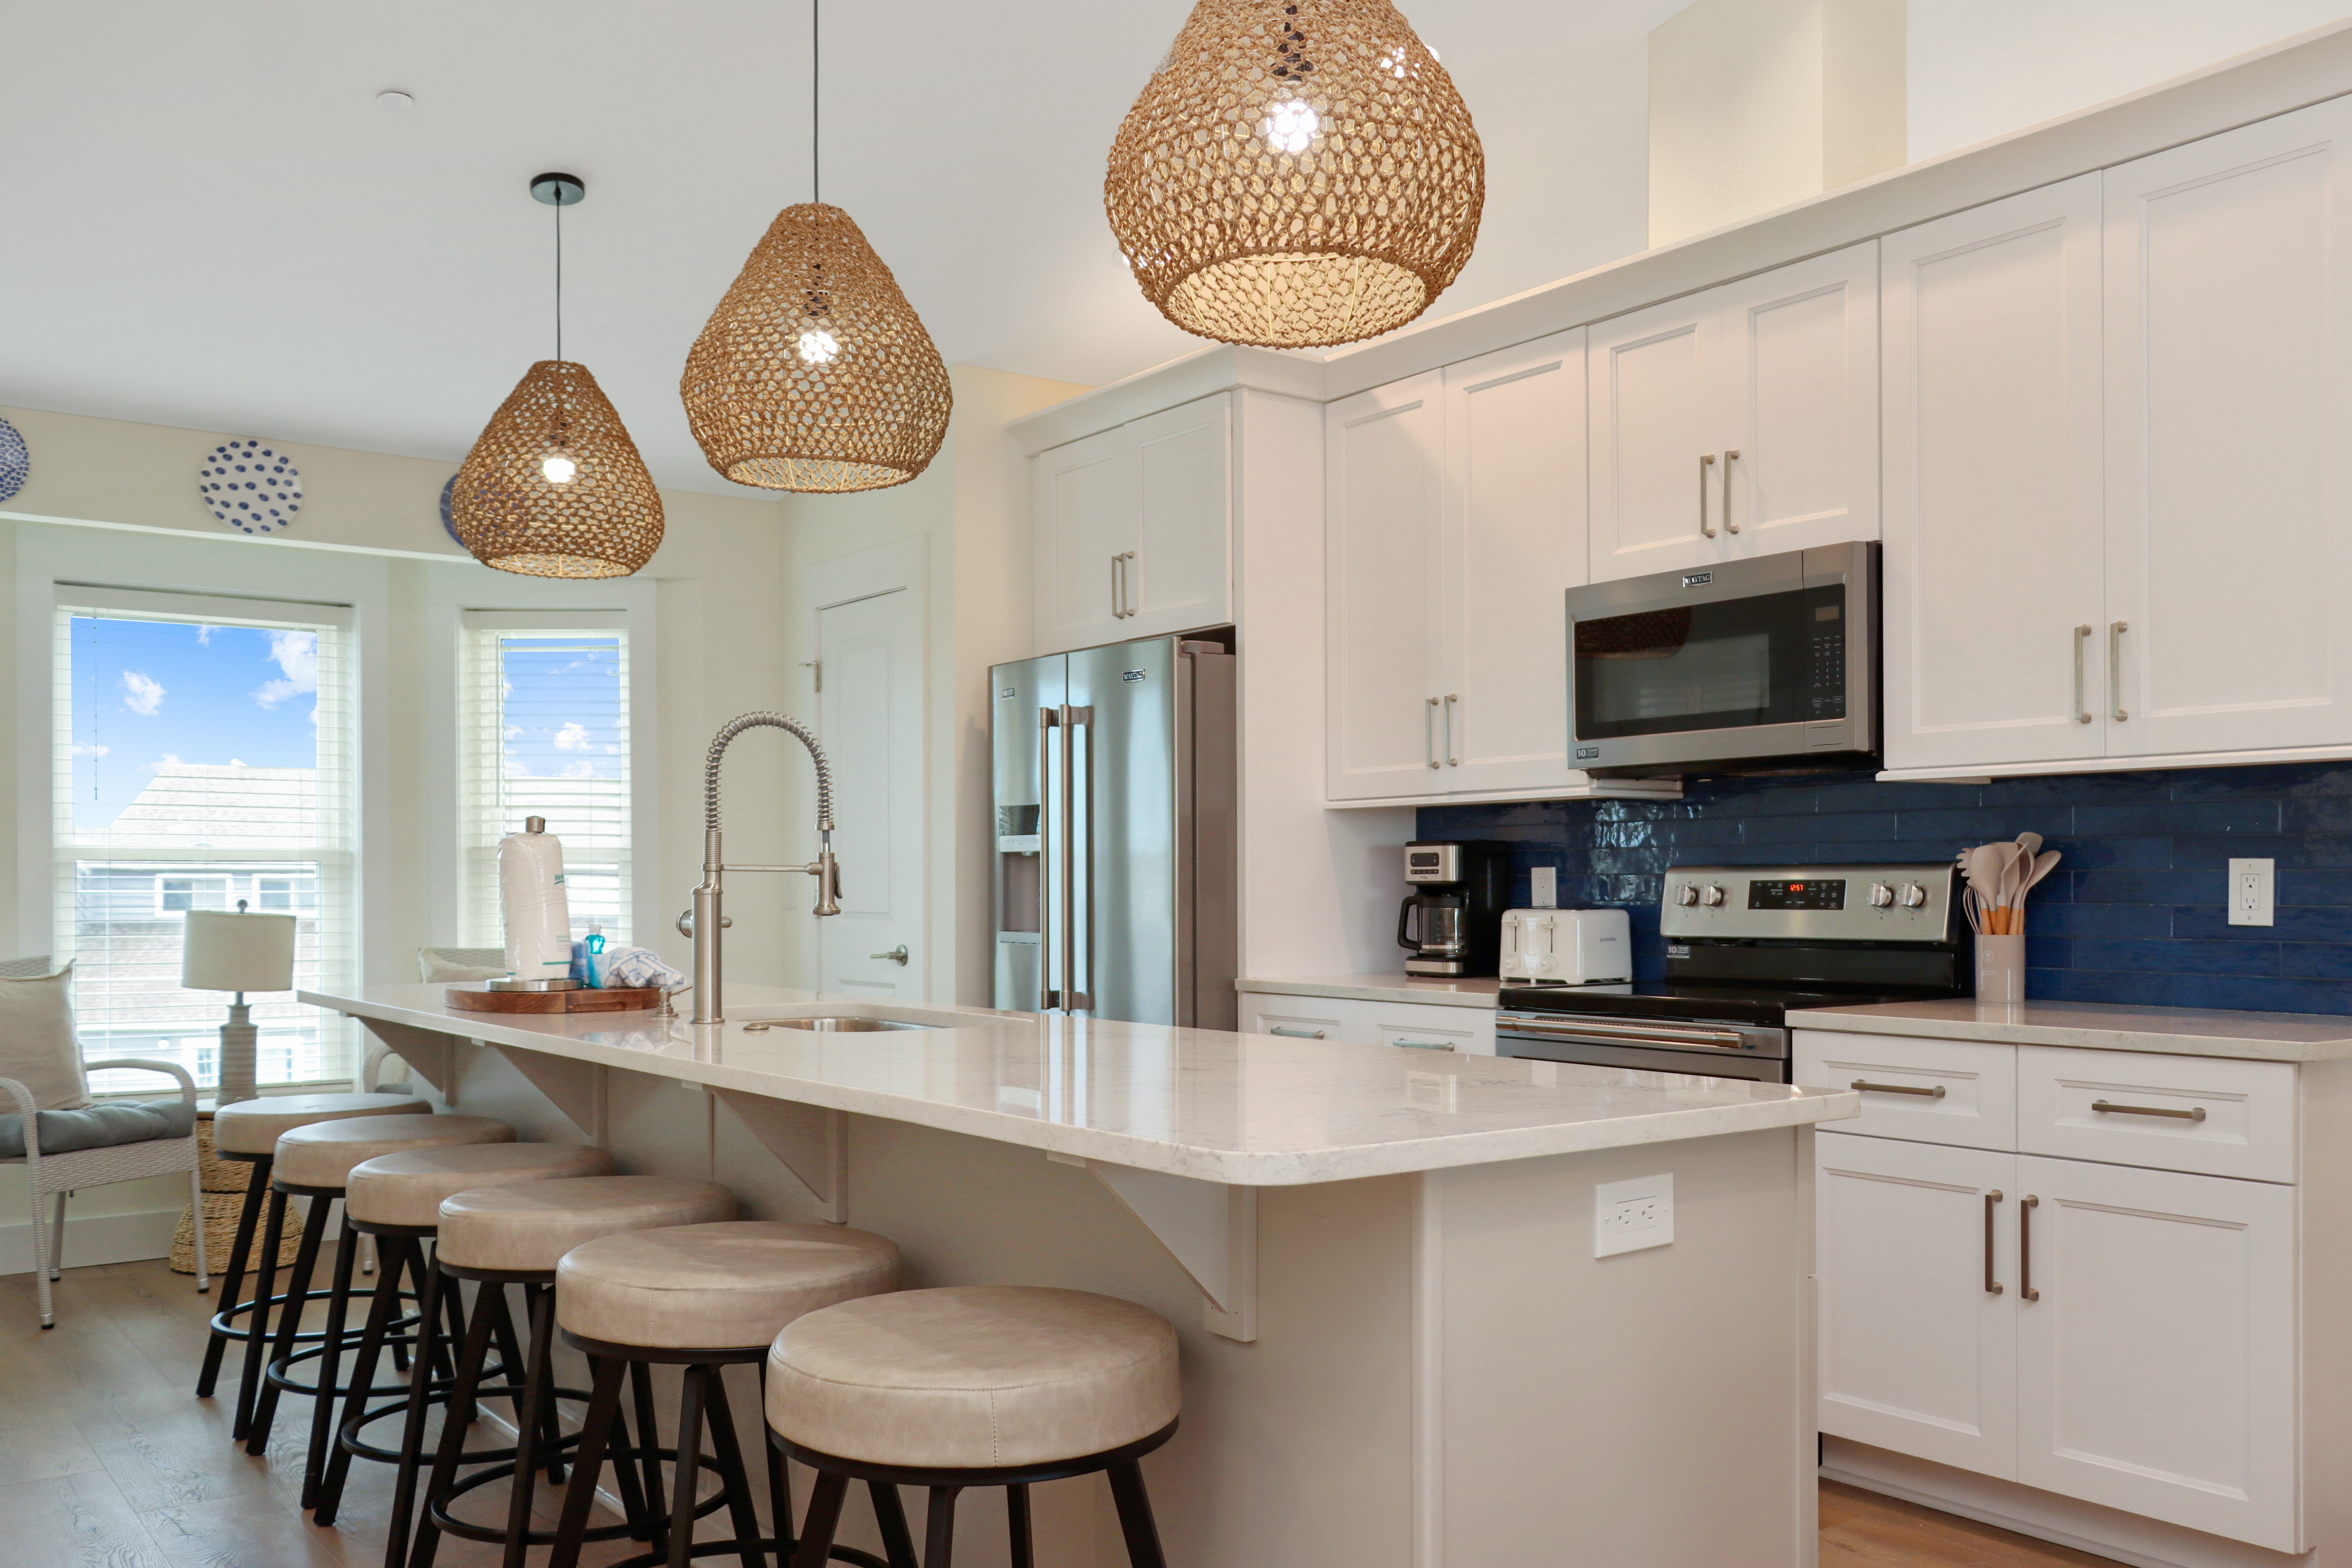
[680,0,951,493]
[1106,0,1484,349]
[450,173,664,578]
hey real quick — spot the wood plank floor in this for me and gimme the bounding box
[1,1256,2126,1567]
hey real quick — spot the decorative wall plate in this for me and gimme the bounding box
[198,439,302,534]
[0,417,27,504]
[440,472,462,544]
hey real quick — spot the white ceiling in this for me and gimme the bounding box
[4,1,1688,496]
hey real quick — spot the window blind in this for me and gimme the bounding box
[52,594,359,1092]
[457,617,632,950]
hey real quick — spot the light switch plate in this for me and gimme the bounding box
[1594,1173,1674,1257]
[1530,867,1558,908]
[2229,858,2275,927]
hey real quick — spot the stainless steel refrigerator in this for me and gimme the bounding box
[991,634,1237,1028]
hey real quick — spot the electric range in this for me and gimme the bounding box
[1495,862,1970,1083]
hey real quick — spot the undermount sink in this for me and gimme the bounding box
[744,1015,932,1033]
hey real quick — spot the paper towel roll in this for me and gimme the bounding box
[499,823,572,981]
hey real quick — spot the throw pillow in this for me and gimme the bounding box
[0,964,88,1110]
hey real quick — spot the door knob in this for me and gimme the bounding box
[871,945,910,965]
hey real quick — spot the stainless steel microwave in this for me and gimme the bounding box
[1564,542,1879,775]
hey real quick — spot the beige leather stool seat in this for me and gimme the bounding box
[557,1221,899,1350]
[213,1091,432,1156]
[273,1113,511,1190]
[435,1176,734,1273]
[768,1285,1180,1468]
[344,1143,615,1228]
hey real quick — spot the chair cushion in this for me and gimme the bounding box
[212,1091,434,1155]
[274,1113,510,1189]
[0,1098,197,1159]
[0,964,88,1111]
[435,1176,734,1273]
[766,1287,1180,1469]
[345,1142,615,1227]
[557,1221,898,1350]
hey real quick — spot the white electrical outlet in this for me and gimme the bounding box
[1594,1173,1674,1258]
[1531,867,1559,908]
[2229,858,2275,927]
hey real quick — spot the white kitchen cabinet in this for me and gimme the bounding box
[1816,1131,2017,1480]
[1236,990,1498,1054]
[1589,242,1878,583]
[2103,97,2352,758]
[1879,175,2107,774]
[1032,392,1231,655]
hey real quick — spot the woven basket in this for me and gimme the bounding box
[170,1112,302,1276]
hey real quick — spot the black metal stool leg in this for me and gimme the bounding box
[248,1191,327,1454]
[196,1157,268,1399]
[922,1486,960,1568]
[792,1471,850,1568]
[301,1210,364,1506]
[699,1369,767,1568]
[528,1284,568,1485]
[498,1284,557,1568]
[409,1273,501,1568]
[631,1360,669,1552]
[481,1281,528,1432]
[383,1262,447,1568]
[1105,1461,1166,1568]
[232,1183,291,1439]
[870,1481,918,1568]
[545,1353,628,1568]
[1006,1483,1033,1568]
[666,1364,710,1568]
[315,1232,411,1524]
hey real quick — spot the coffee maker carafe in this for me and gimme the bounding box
[1397,840,1513,977]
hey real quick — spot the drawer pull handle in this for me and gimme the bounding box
[1984,1189,2004,1296]
[2091,1098,2206,1122]
[1393,1039,1457,1051]
[1269,1025,1326,1039]
[1852,1079,1947,1099]
[2019,1194,2040,1302]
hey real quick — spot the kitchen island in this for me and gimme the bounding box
[310,983,1858,1568]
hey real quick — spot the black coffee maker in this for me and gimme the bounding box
[1396,840,1514,977]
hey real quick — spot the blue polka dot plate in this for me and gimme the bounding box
[198,439,302,534]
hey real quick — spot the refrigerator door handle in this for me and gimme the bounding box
[1038,706,1061,1010]
[1064,704,1095,1010]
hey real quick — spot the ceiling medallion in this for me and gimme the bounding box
[1106,0,1485,349]
[680,0,950,493]
[450,174,664,579]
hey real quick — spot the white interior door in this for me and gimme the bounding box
[814,584,926,1000]
[1815,1132,2020,1480]
[1880,174,2108,772]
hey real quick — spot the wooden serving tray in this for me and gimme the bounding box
[445,985,664,1015]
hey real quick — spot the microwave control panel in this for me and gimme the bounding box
[1660,863,1955,942]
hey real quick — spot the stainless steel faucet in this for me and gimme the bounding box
[680,712,841,1026]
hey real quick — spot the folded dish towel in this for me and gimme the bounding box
[599,945,686,992]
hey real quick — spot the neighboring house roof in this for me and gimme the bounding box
[87,762,320,850]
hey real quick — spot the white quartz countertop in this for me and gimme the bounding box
[1786,998,2352,1062]
[309,984,1858,1185]
[1236,974,1506,1009]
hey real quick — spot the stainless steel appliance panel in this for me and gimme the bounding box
[990,654,1064,1012]
[1497,1032,1788,1084]
[1660,862,1957,944]
[1182,644,1239,1031]
[1070,638,1178,1025]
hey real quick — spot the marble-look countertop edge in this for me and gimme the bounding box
[1236,975,1504,1009]
[319,990,1859,1184]
[1786,1004,2352,1062]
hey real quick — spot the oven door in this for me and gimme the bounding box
[1495,1012,1791,1084]
[1566,541,1876,773]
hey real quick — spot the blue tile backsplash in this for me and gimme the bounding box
[1418,761,2352,1016]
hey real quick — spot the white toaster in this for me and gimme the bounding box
[1499,907,1632,985]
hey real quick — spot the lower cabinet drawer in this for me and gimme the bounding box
[1235,991,1498,1053]
[1793,1030,2016,1150]
[2017,1048,2296,1183]
[1236,993,1351,1043]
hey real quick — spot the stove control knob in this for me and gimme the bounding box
[1868,882,1894,908]
[1900,883,1928,908]
[1675,885,1700,907]
[1700,884,1727,907]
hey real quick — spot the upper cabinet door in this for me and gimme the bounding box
[1441,330,1588,794]
[1589,293,1718,581]
[1880,175,2108,772]
[1034,423,1140,656]
[1326,373,1447,800]
[1126,394,1234,641]
[1714,242,1880,562]
[2105,99,2352,758]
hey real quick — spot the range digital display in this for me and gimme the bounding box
[1747,879,1846,911]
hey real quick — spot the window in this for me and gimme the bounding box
[457,614,631,948]
[54,593,358,1092]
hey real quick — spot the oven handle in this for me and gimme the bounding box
[1497,1013,1753,1052]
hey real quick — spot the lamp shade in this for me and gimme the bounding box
[181,910,296,994]
[450,360,665,578]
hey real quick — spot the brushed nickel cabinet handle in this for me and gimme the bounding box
[2074,624,2093,724]
[2109,621,2129,721]
[1852,1079,1947,1099]
[1698,453,1717,537]
[1984,1189,2004,1296]
[1393,1039,1458,1051]
[2092,1098,2206,1122]
[1444,694,1459,766]
[1722,448,1741,533]
[1269,1025,1326,1039]
[2020,1194,2040,1301]
[1038,707,1059,1011]
[1425,696,1441,769]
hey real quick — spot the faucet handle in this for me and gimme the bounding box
[811,853,843,917]
[676,909,733,938]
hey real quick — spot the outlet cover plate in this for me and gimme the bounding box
[2229,858,2275,927]
[1594,1172,1674,1258]
[1530,867,1559,908]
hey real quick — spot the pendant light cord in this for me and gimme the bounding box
[554,190,564,364]
[811,0,821,206]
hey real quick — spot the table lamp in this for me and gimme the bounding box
[181,902,296,1108]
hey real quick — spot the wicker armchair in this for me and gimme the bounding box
[2,1057,207,1327]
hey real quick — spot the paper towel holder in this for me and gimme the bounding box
[486,816,582,991]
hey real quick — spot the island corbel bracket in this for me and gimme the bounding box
[488,1046,606,1144]
[712,1090,847,1224]
[1061,1155,1258,1342]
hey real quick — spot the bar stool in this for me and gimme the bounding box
[246,1114,514,1465]
[401,1175,736,1568]
[310,1141,617,1529]
[545,1221,903,1568]
[769,1288,1179,1568]
[199,1091,433,1436]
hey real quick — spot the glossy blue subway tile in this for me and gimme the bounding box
[2039,836,2170,870]
[2032,968,2173,1006]
[1894,807,2058,841]
[2073,800,2280,837]
[2174,904,2352,943]
[2023,902,2172,937]
[2282,797,2352,834]
[2173,974,2352,1015]
[1748,811,1898,844]
[2280,871,2352,905]
[2024,934,2074,970]
[1984,772,2163,806]
[2279,943,2352,980]
[2074,869,2228,904]
[2171,835,2294,868]
[2072,938,2277,976]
